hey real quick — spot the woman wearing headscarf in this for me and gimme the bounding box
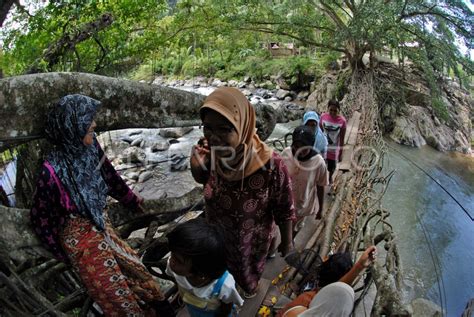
[302,111,328,158]
[190,87,296,298]
[30,95,168,316]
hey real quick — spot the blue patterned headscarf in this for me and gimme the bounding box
[45,94,108,230]
[303,111,328,157]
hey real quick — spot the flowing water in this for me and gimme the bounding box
[382,139,474,316]
[0,157,16,206]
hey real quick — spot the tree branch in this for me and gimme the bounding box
[93,36,107,72]
[236,26,348,53]
[27,13,114,74]
[316,0,347,29]
[400,4,469,35]
[243,19,336,33]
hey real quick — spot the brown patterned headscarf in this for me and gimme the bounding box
[200,87,273,182]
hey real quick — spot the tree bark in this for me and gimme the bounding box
[0,72,277,153]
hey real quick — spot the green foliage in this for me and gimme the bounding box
[0,0,472,87]
[0,0,169,76]
[431,97,450,122]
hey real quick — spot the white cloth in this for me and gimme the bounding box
[281,147,328,219]
[298,282,355,317]
[166,259,244,306]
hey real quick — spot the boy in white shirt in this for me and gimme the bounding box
[166,218,244,317]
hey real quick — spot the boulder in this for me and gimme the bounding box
[241,89,252,97]
[389,116,426,148]
[276,89,291,100]
[138,171,153,183]
[159,127,194,138]
[297,91,310,100]
[131,137,144,147]
[254,102,278,141]
[151,141,170,152]
[121,147,146,163]
[276,77,291,91]
[129,130,143,137]
[306,72,338,112]
[125,172,139,181]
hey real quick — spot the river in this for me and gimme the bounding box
[382,139,474,316]
[0,157,16,206]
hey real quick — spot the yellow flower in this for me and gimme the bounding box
[258,305,270,317]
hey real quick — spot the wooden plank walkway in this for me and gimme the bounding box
[338,111,361,172]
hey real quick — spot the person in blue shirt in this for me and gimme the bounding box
[303,111,328,158]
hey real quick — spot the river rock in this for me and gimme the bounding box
[115,163,138,172]
[238,81,247,88]
[159,127,193,138]
[138,171,153,183]
[211,79,225,87]
[131,137,143,147]
[121,147,146,163]
[228,80,238,87]
[306,71,338,112]
[276,77,291,90]
[242,89,252,97]
[254,88,273,99]
[129,130,143,137]
[254,102,277,141]
[152,77,165,85]
[389,115,427,148]
[276,89,291,100]
[151,141,170,152]
[284,96,293,102]
[125,172,139,181]
[297,91,310,100]
[120,137,133,144]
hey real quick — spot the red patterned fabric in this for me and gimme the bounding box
[61,216,163,316]
[30,144,140,261]
[204,152,295,294]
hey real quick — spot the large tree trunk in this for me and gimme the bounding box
[0,72,278,152]
[0,72,205,152]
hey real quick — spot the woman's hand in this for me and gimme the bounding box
[190,137,210,170]
[190,138,211,184]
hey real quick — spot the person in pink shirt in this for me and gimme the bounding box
[319,99,347,185]
[281,125,328,238]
